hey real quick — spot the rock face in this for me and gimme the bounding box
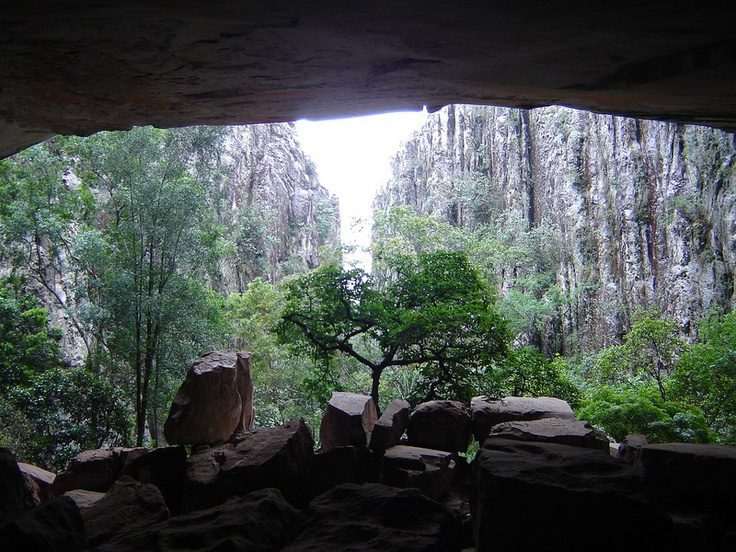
[472,439,675,552]
[319,392,378,452]
[186,419,314,509]
[369,399,410,454]
[284,483,461,552]
[470,396,575,442]
[2,5,736,159]
[18,463,56,503]
[81,476,169,548]
[164,351,254,446]
[489,418,610,450]
[376,105,736,353]
[95,489,302,552]
[381,445,456,501]
[406,400,471,453]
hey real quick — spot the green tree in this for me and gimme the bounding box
[278,251,509,406]
[69,126,228,445]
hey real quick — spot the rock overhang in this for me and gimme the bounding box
[1,2,735,159]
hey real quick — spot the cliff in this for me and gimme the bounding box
[375,105,736,354]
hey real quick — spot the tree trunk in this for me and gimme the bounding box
[371,367,382,414]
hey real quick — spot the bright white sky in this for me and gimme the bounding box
[295,110,427,270]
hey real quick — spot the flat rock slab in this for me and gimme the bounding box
[470,396,574,442]
[82,476,169,548]
[186,418,313,509]
[319,392,378,452]
[51,447,149,495]
[284,483,461,552]
[472,439,674,552]
[489,418,610,450]
[164,351,254,446]
[369,399,410,454]
[407,400,471,453]
[381,445,456,501]
[95,488,302,552]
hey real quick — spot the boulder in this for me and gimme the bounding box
[0,448,36,522]
[406,400,471,453]
[472,438,675,552]
[186,418,314,509]
[0,496,84,552]
[164,351,254,446]
[470,396,574,442]
[19,462,56,503]
[381,445,456,501]
[488,418,610,450]
[82,476,169,548]
[51,447,149,495]
[309,446,379,498]
[284,483,461,551]
[96,489,302,552]
[63,489,105,510]
[122,446,187,514]
[369,399,410,454]
[319,392,378,452]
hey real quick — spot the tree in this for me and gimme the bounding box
[278,251,509,406]
[70,126,228,445]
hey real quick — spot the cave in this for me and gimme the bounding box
[2,3,736,551]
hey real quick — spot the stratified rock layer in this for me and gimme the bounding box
[489,418,610,450]
[470,396,575,442]
[164,351,254,446]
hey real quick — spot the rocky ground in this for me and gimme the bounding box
[2,351,736,551]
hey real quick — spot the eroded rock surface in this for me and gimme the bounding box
[164,351,254,446]
[406,400,471,453]
[470,396,574,441]
[186,419,313,509]
[319,392,378,452]
[489,418,610,450]
[285,483,461,552]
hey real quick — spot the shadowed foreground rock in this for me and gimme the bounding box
[164,351,254,446]
[381,445,456,501]
[489,418,610,450]
[186,419,313,509]
[95,488,301,552]
[369,399,410,454]
[470,396,574,442]
[19,462,56,504]
[472,438,674,552]
[82,476,169,548]
[122,446,187,514]
[319,392,378,452]
[0,448,36,521]
[407,400,471,453]
[51,447,149,495]
[309,446,379,499]
[63,489,104,510]
[0,496,84,552]
[284,483,461,552]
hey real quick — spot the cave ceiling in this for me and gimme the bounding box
[1,1,735,158]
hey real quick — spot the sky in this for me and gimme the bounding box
[295,109,427,269]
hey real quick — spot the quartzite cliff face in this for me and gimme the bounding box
[376,105,736,353]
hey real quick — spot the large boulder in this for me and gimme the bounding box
[186,418,314,509]
[472,438,675,552]
[96,489,302,552]
[381,445,456,501]
[284,483,461,551]
[82,476,169,548]
[164,351,254,446]
[406,400,471,453]
[122,446,187,514]
[488,418,610,450]
[0,448,36,522]
[309,446,380,499]
[19,463,56,504]
[51,447,149,495]
[369,399,410,454]
[0,496,84,552]
[470,396,574,442]
[319,392,378,452]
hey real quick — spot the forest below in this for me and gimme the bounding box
[1,113,735,472]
